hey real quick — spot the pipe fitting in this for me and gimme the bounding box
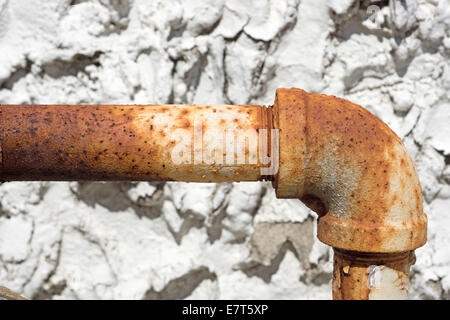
[272,88,427,254]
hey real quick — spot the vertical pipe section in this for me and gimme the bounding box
[0,104,273,182]
[332,248,414,300]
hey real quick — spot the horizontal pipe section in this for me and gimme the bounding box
[273,88,427,253]
[0,104,274,182]
[332,248,413,300]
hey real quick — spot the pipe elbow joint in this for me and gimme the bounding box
[272,88,427,253]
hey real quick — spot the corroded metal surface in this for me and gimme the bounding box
[0,285,28,300]
[273,88,427,253]
[0,88,428,300]
[0,104,273,182]
[332,248,413,300]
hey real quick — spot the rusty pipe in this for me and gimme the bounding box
[0,104,275,182]
[0,88,427,300]
[273,88,426,299]
[332,249,415,299]
[0,286,28,300]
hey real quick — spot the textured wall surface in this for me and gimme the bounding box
[0,0,449,300]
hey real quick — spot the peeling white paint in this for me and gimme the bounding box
[0,0,449,299]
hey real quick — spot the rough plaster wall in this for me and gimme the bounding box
[0,0,449,300]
